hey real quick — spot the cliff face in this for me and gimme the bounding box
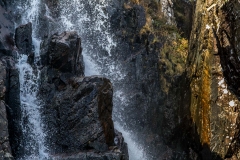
[0,4,16,160]
[114,0,240,159]
[187,0,240,159]
[1,0,240,159]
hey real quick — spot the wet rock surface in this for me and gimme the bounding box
[51,151,126,160]
[3,0,240,159]
[41,31,84,76]
[15,23,32,56]
[0,5,14,56]
[0,3,16,160]
[39,31,128,159]
[186,0,240,159]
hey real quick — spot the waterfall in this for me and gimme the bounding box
[56,1,147,159]
[15,0,48,159]
[57,1,147,159]
[14,0,147,159]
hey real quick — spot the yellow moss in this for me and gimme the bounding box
[124,3,132,9]
[130,0,140,4]
[140,15,152,35]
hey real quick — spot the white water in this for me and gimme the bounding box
[115,122,146,160]
[56,1,147,159]
[14,0,147,159]
[17,54,47,160]
[15,0,48,159]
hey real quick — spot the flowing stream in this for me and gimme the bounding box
[15,0,147,159]
[15,0,47,159]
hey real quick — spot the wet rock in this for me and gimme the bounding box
[0,101,13,160]
[0,58,15,159]
[51,150,126,160]
[114,130,129,160]
[0,5,18,159]
[89,140,109,152]
[15,22,32,55]
[186,0,240,159]
[42,31,84,76]
[41,75,115,154]
[0,5,14,56]
[39,31,128,159]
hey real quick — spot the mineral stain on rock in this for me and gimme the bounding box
[1,0,240,159]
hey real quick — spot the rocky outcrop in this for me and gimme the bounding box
[0,101,13,160]
[0,59,14,160]
[0,4,16,160]
[52,151,126,160]
[109,0,192,159]
[41,31,84,76]
[0,5,14,56]
[39,31,128,159]
[15,23,32,56]
[186,0,240,159]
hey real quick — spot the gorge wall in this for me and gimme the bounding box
[1,0,240,160]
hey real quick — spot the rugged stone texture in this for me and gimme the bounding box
[0,5,14,56]
[41,76,115,153]
[39,31,128,159]
[109,0,192,159]
[186,0,240,159]
[0,4,16,160]
[41,31,84,76]
[15,23,32,55]
[114,129,129,160]
[0,101,13,160]
[51,151,126,160]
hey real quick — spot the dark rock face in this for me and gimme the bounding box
[39,31,128,159]
[186,0,240,159]
[52,151,126,160]
[0,5,14,56]
[41,76,115,153]
[44,31,84,76]
[0,58,14,160]
[0,4,16,160]
[0,101,13,160]
[15,23,32,55]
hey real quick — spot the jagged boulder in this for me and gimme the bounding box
[0,5,17,160]
[0,56,19,160]
[39,31,128,159]
[41,76,115,153]
[0,58,14,160]
[15,22,32,55]
[0,5,14,56]
[41,31,84,76]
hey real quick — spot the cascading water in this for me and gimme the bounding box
[14,0,148,159]
[14,0,48,159]
[55,1,147,159]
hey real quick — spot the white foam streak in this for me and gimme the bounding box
[114,122,146,160]
[82,51,100,76]
[17,54,48,160]
[15,0,48,159]
[58,1,145,159]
